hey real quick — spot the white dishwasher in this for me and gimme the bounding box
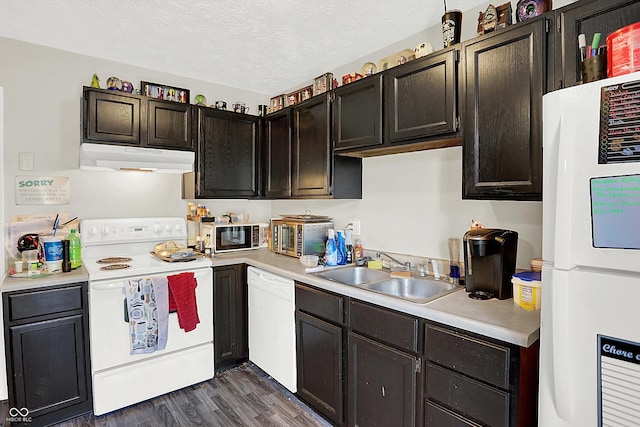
[247,266,297,392]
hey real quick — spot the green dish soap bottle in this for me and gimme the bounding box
[68,229,82,269]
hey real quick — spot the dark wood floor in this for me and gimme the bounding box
[1,363,332,427]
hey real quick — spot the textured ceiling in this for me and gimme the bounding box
[0,0,487,95]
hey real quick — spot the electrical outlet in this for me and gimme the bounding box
[349,220,361,235]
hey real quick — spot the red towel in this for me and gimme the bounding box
[168,272,200,332]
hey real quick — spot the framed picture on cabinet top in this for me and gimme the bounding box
[140,81,190,103]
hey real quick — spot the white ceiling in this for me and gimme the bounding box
[0,0,487,95]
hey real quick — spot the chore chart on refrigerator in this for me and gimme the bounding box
[598,335,640,426]
[599,79,640,164]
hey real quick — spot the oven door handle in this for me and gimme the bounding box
[91,282,125,291]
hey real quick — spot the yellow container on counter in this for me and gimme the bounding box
[512,271,542,311]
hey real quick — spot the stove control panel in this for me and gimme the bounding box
[80,217,187,247]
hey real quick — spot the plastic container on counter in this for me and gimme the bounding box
[512,271,542,311]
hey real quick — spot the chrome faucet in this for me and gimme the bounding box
[376,252,411,270]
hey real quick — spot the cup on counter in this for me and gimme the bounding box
[258,104,268,117]
[442,10,462,47]
[13,259,23,273]
[23,249,40,276]
[42,236,63,273]
[215,100,227,110]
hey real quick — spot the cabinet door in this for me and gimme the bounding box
[265,109,292,198]
[348,332,418,427]
[555,0,640,89]
[214,265,248,370]
[8,314,91,420]
[292,95,331,197]
[461,19,547,200]
[196,108,260,198]
[147,99,194,150]
[83,88,142,145]
[385,50,459,143]
[333,75,383,150]
[296,311,344,426]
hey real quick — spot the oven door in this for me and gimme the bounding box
[89,267,213,372]
[215,225,253,252]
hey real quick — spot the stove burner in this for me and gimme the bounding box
[100,264,131,271]
[97,257,133,264]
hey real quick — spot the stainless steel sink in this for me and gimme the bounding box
[364,277,459,304]
[312,266,461,304]
[313,266,389,285]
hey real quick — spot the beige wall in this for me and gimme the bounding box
[1,0,568,264]
[273,149,542,268]
[0,37,272,223]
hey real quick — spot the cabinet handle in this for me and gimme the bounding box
[381,386,385,397]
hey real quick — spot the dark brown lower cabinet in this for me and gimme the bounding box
[348,332,419,427]
[3,282,92,427]
[213,264,248,372]
[295,283,345,426]
[296,311,344,425]
[424,322,539,427]
[293,285,539,427]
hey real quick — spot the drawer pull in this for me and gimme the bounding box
[381,386,385,397]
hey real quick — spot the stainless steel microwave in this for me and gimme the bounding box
[213,223,268,253]
[271,219,333,258]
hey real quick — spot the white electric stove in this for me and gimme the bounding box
[80,217,214,416]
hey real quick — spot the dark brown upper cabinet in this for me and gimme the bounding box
[461,17,549,201]
[188,107,261,199]
[332,74,383,151]
[264,108,292,198]
[384,49,460,145]
[291,95,362,199]
[292,94,332,197]
[146,99,194,150]
[553,0,640,90]
[82,87,193,151]
[83,88,143,145]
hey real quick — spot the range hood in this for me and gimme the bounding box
[80,143,194,173]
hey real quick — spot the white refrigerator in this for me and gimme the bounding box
[540,71,640,426]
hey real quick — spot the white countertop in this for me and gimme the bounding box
[2,266,89,293]
[212,249,540,348]
[0,249,540,347]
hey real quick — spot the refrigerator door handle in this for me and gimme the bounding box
[554,115,576,270]
[551,269,572,420]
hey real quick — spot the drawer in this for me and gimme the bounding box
[426,363,510,427]
[6,284,85,322]
[349,299,419,353]
[295,283,344,324]
[425,324,511,389]
[424,400,481,427]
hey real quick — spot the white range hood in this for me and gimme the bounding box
[80,143,194,173]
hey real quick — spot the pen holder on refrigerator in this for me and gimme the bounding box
[581,54,607,83]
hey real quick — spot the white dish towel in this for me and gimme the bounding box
[125,277,169,354]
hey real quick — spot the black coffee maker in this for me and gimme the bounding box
[463,228,518,300]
